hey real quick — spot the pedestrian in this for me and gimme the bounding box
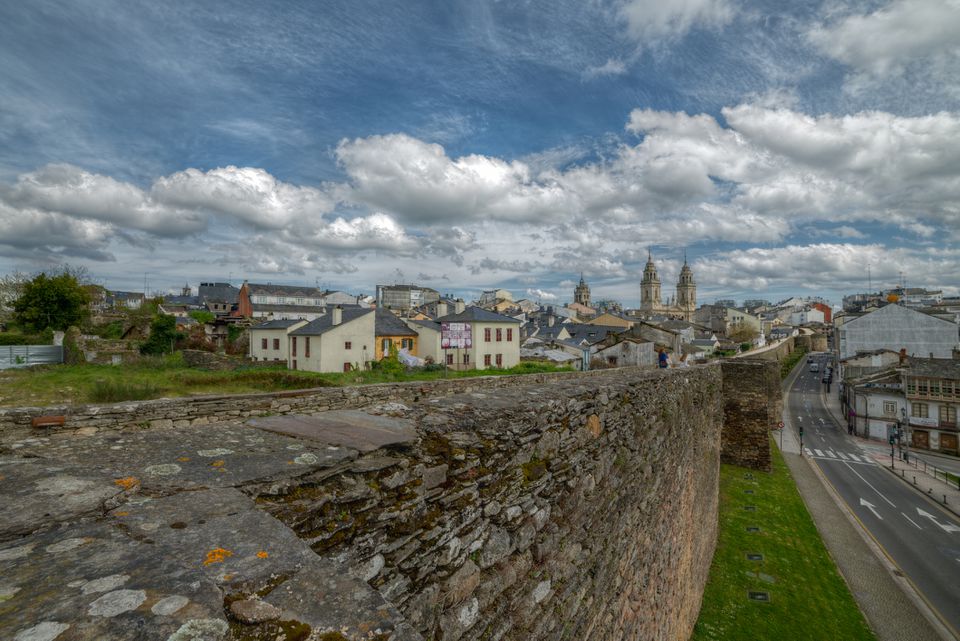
[657,348,669,369]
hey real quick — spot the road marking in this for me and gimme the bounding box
[836,451,848,460]
[815,449,824,457]
[860,498,882,520]
[916,508,960,534]
[825,450,836,458]
[804,448,813,457]
[842,461,896,507]
[901,513,923,529]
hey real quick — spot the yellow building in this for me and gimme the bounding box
[375,309,419,360]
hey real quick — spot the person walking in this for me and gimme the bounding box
[658,348,670,369]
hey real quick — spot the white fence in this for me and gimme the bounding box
[0,345,63,369]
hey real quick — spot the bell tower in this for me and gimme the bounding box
[574,273,591,307]
[676,252,696,321]
[640,249,661,312]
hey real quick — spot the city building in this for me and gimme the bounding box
[834,304,959,360]
[287,307,375,373]
[375,308,419,360]
[638,251,696,321]
[249,319,308,362]
[376,284,440,311]
[236,282,327,321]
[903,358,960,454]
[436,306,521,370]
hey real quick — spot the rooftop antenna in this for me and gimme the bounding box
[867,265,871,292]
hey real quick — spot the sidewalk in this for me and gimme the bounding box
[820,382,960,519]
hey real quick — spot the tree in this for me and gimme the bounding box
[727,324,759,345]
[188,310,215,324]
[0,271,29,312]
[13,272,91,332]
[140,315,182,355]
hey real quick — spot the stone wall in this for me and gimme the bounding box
[719,359,782,471]
[253,365,727,641]
[0,369,651,442]
[736,336,795,363]
[0,363,781,641]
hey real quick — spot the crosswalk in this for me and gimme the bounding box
[804,448,875,464]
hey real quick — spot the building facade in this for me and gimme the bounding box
[835,304,959,360]
[903,358,960,454]
[249,319,308,362]
[376,284,440,312]
[436,306,521,371]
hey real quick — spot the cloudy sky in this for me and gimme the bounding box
[1,0,958,306]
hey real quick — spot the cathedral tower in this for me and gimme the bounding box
[640,249,661,311]
[676,253,696,321]
[574,273,591,307]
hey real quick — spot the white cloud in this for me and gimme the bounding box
[526,288,557,301]
[808,0,960,77]
[583,58,628,79]
[618,0,734,45]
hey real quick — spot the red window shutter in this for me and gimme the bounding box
[345,341,352,350]
[305,337,310,358]
[273,338,279,350]
[292,337,297,356]
[261,338,267,349]
[507,328,512,341]
[496,353,502,366]
[446,353,453,365]
[484,354,491,366]
[496,328,502,342]
[485,328,491,342]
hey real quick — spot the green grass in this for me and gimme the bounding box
[0,355,573,407]
[692,441,875,641]
[780,345,809,379]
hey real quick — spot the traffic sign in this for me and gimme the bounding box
[777,421,784,429]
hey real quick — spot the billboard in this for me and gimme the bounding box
[441,322,472,349]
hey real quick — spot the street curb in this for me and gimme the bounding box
[874,462,960,521]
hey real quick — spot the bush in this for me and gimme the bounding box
[89,380,163,403]
[140,315,182,355]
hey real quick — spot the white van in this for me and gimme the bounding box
[809,363,819,373]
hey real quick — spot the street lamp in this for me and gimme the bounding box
[901,406,909,463]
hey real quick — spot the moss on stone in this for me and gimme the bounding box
[521,458,548,483]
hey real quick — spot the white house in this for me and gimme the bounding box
[790,307,825,326]
[287,307,375,372]
[403,319,442,364]
[836,304,959,360]
[249,319,308,362]
[436,306,521,370]
[593,338,655,368]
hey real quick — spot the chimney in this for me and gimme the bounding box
[548,315,555,327]
[899,348,907,365]
[332,305,342,326]
[436,302,448,318]
[455,298,465,314]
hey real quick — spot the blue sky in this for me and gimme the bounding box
[1,0,958,307]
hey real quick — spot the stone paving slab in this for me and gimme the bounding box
[247,410,417,453]
[0,456,129,541]
[4,422,358,493]
[0,416,422,640]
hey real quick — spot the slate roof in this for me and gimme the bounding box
[905,357,960,380]
[437,306,521,324]
[251,303,326,314]
[376,309,418,336]
[565,324,627,345]
[246,282,325,298]
[198,282,239,303]
[408,319,442,331]
[532,325,569,340]
[289,308,375,336]
[253,319,307,330]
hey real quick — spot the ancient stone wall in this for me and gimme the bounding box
[253,365,726,641]
[0,369,648,441]
[719,359,782,471]
[736,336,795,363]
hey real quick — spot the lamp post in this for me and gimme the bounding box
[901,406,909,463]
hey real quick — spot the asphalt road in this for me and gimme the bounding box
[787,354,960,638]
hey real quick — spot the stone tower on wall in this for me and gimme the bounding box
[639,250,662,313]
[676,254,696,320]
[574,273,591,307]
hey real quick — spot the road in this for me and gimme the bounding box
[786,354,960,637]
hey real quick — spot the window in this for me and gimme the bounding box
[345,341,352,350]
[446,353,454,365]
[930,381,941,396]
[485,328,491,342]
[305,337,310,358]
[291,337,297,357]
[941,405,957,426]
[291,359,297,370]
[918,380,929,395]
[495,353,503,367]
[343,362,352,372]
[496,328,502,342]
[277,296,286,304]
[883,401,896,416]
[261,338,268,349]
[507,328,513,341]
[402,338,414,350]
[911,402,928,418]
[382,338,391,353]
[273,338,280,350]
[906,379,916,395]
[296,297,304,305]
[463,353,470,364]
[484,354,491,366]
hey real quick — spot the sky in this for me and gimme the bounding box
[1,0,958,308]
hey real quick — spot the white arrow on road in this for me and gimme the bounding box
[860,498,883,520]
[916,508,960,534]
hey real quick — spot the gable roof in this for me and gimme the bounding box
[252,319,307,330]
[905,357,960,380]
[376,309,418,336]
[437,306,521,324]
[246,282,325,298]
[289,308,374,336]
[565,324,627,344]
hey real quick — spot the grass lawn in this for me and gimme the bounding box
[692,440,875,641]
[0,355,573,407]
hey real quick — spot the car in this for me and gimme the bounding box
[809,363,819,373]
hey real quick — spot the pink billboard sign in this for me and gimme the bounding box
[441,322,472,349]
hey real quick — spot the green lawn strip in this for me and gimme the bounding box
[0,357,572,406]
[692,439,875,641]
